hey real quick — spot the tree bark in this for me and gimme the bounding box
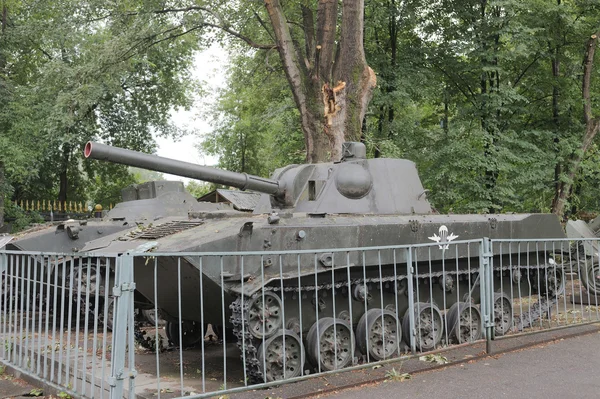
[264,0,376,163]
[552,32,600,218]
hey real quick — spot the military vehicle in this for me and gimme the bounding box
[81,141,568,382]
[6,179,231,329]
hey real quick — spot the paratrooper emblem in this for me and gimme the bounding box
[428,225,459,250]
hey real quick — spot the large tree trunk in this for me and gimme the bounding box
[552,33,600,219]
[264,0,376,163]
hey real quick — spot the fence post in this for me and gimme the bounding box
[0,252,7,360]
[405,247,416,354]
[479,238,494,354]
[109,252,136,399]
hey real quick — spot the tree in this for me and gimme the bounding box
[128,1,376,163]
[1,0,199,219]
[200,50,305,176]
[552,32,600,217]
[263,0,376,162]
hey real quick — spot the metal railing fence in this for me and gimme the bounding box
[1,236,599,398]
[0,250,121,398]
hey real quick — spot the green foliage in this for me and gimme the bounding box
[57,391,72,399]
[385,367,411,382]
[3,200,44,233]
[28,388,44,397]
[130,168,166,183]
[200,50,304,177]
[185,181,212,198]
[1,0,201,219]
[2,0,600,218]
[419,354,449,364]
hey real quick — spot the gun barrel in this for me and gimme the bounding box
[84,142,281,195]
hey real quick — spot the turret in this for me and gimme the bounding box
[84,141,433,215]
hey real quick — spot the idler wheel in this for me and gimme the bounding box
[579,260,600,296]
[102,297,115,332]
[257,329,305,382]
[356,308,401,360]
[446,302,482,344]
[165,320,203,347]
[307,317,355,371]
[71,265,103,298]
[402,302,443,351]
[247,292,283,339]
[493,292,513,336]
[543,267,565,297]
[141,308,166,327]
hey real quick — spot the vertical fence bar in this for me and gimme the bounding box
[405,248,416,354]
[24,256,32,372]
[480,238,493,352]
[50,256,59,384]
[18,255,24,368]
[392,250,401,356]
[0,252,6,360]
[109,252,135,399]
[42,256,52,381]
[100,257,112,397]
[8,254,15,363]
[128,260,136,399]
[64,258,74,389]
[154,258,162,398]
[79,258,92,396]
[72,258,83,393]
[239,255,246,386]
[90,258,102,399]
[486,239,494,344]
[220,256,227,390]
[35,256,44,373]
[176,257,184,395]
[199,256,205,393]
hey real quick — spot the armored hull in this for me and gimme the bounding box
[83,211,563,322]
[7,181,232,319]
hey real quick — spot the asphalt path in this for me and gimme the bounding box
[318,332,600,399]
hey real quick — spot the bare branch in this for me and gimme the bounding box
[512,53,541,87]
[432,63,477,108]
[145,25,204,48]
[202,23,276,49]
[583,32,599,123]
[253,10,275,42]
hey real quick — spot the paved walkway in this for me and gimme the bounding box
[2,326,599,398]
[0,367,46,399]
[318,331,600,399]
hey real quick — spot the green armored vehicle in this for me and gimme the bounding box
[82,141,567,381]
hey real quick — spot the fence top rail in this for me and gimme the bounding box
[0,249,120,258]
[491,237,599,244]
[5,236,596,258]
[128,238,487,257]
[1,238,486,258]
